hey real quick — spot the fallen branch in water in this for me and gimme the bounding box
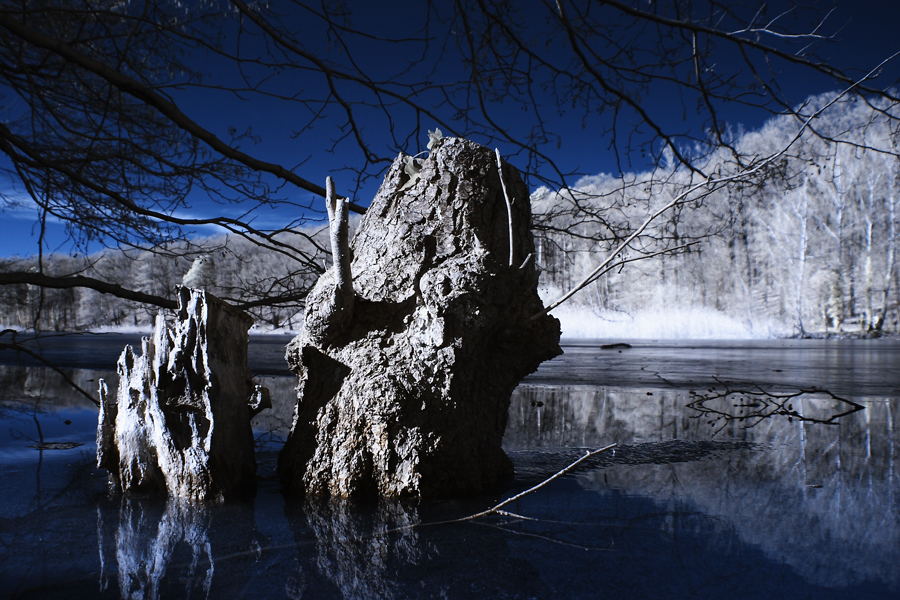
[368,443,618,536]
[212,443,619,562]
[457,442,618,521]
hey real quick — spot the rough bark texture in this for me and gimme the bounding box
[278,137,561,498]
[97,287,269,502]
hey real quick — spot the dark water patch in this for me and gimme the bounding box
[526,338,900,397]
[510,440,757,482]
[0,332,297,376]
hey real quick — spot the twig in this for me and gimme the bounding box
[211,443,619,564]
[495,149,516,267]
[518,253,534,270]
[325,176,354,314]
[457,443,617,521]
[473,520,606,552]
[372,443,618,536]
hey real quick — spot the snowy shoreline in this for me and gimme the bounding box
[6,305,891,340]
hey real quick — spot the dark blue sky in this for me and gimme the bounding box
[2,0,900,258]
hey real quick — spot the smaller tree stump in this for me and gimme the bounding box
[97,287,269,502]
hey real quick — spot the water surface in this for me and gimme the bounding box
[1,337,898,599]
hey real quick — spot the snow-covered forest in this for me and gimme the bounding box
[535,94,899,338]
[0,228,328,332]
[2,93,898,338]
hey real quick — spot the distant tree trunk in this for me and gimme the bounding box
[862,217,875,331]
[895,266,900,331]
[790,180,811,336]
[826,156,848,330]
[872,171,898,332]
[826,270,843,331]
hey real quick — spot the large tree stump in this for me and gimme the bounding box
[97,287,269,502]
[278,137,561,497]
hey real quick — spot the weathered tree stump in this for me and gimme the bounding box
[97,287,269,502]
[278,137,561,497]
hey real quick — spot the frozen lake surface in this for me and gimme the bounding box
[1,336,898,599]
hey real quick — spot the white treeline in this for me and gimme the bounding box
[0,228,329,332]
[533,93,900,338]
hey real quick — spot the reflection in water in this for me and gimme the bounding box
[286,500,424,600]
[250,375,299,451]
[280,496,560,599]
[509,384,900,592]
[105,499,213,600]
[0,364,110,409]
[94,495,267,600]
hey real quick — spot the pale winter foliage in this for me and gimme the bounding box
[0,225,330,332]
[533,94,900,338]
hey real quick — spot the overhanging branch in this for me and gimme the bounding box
[0,11,366,214]
[0,272,177,309]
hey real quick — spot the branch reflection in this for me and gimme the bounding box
[687,379,865,433]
